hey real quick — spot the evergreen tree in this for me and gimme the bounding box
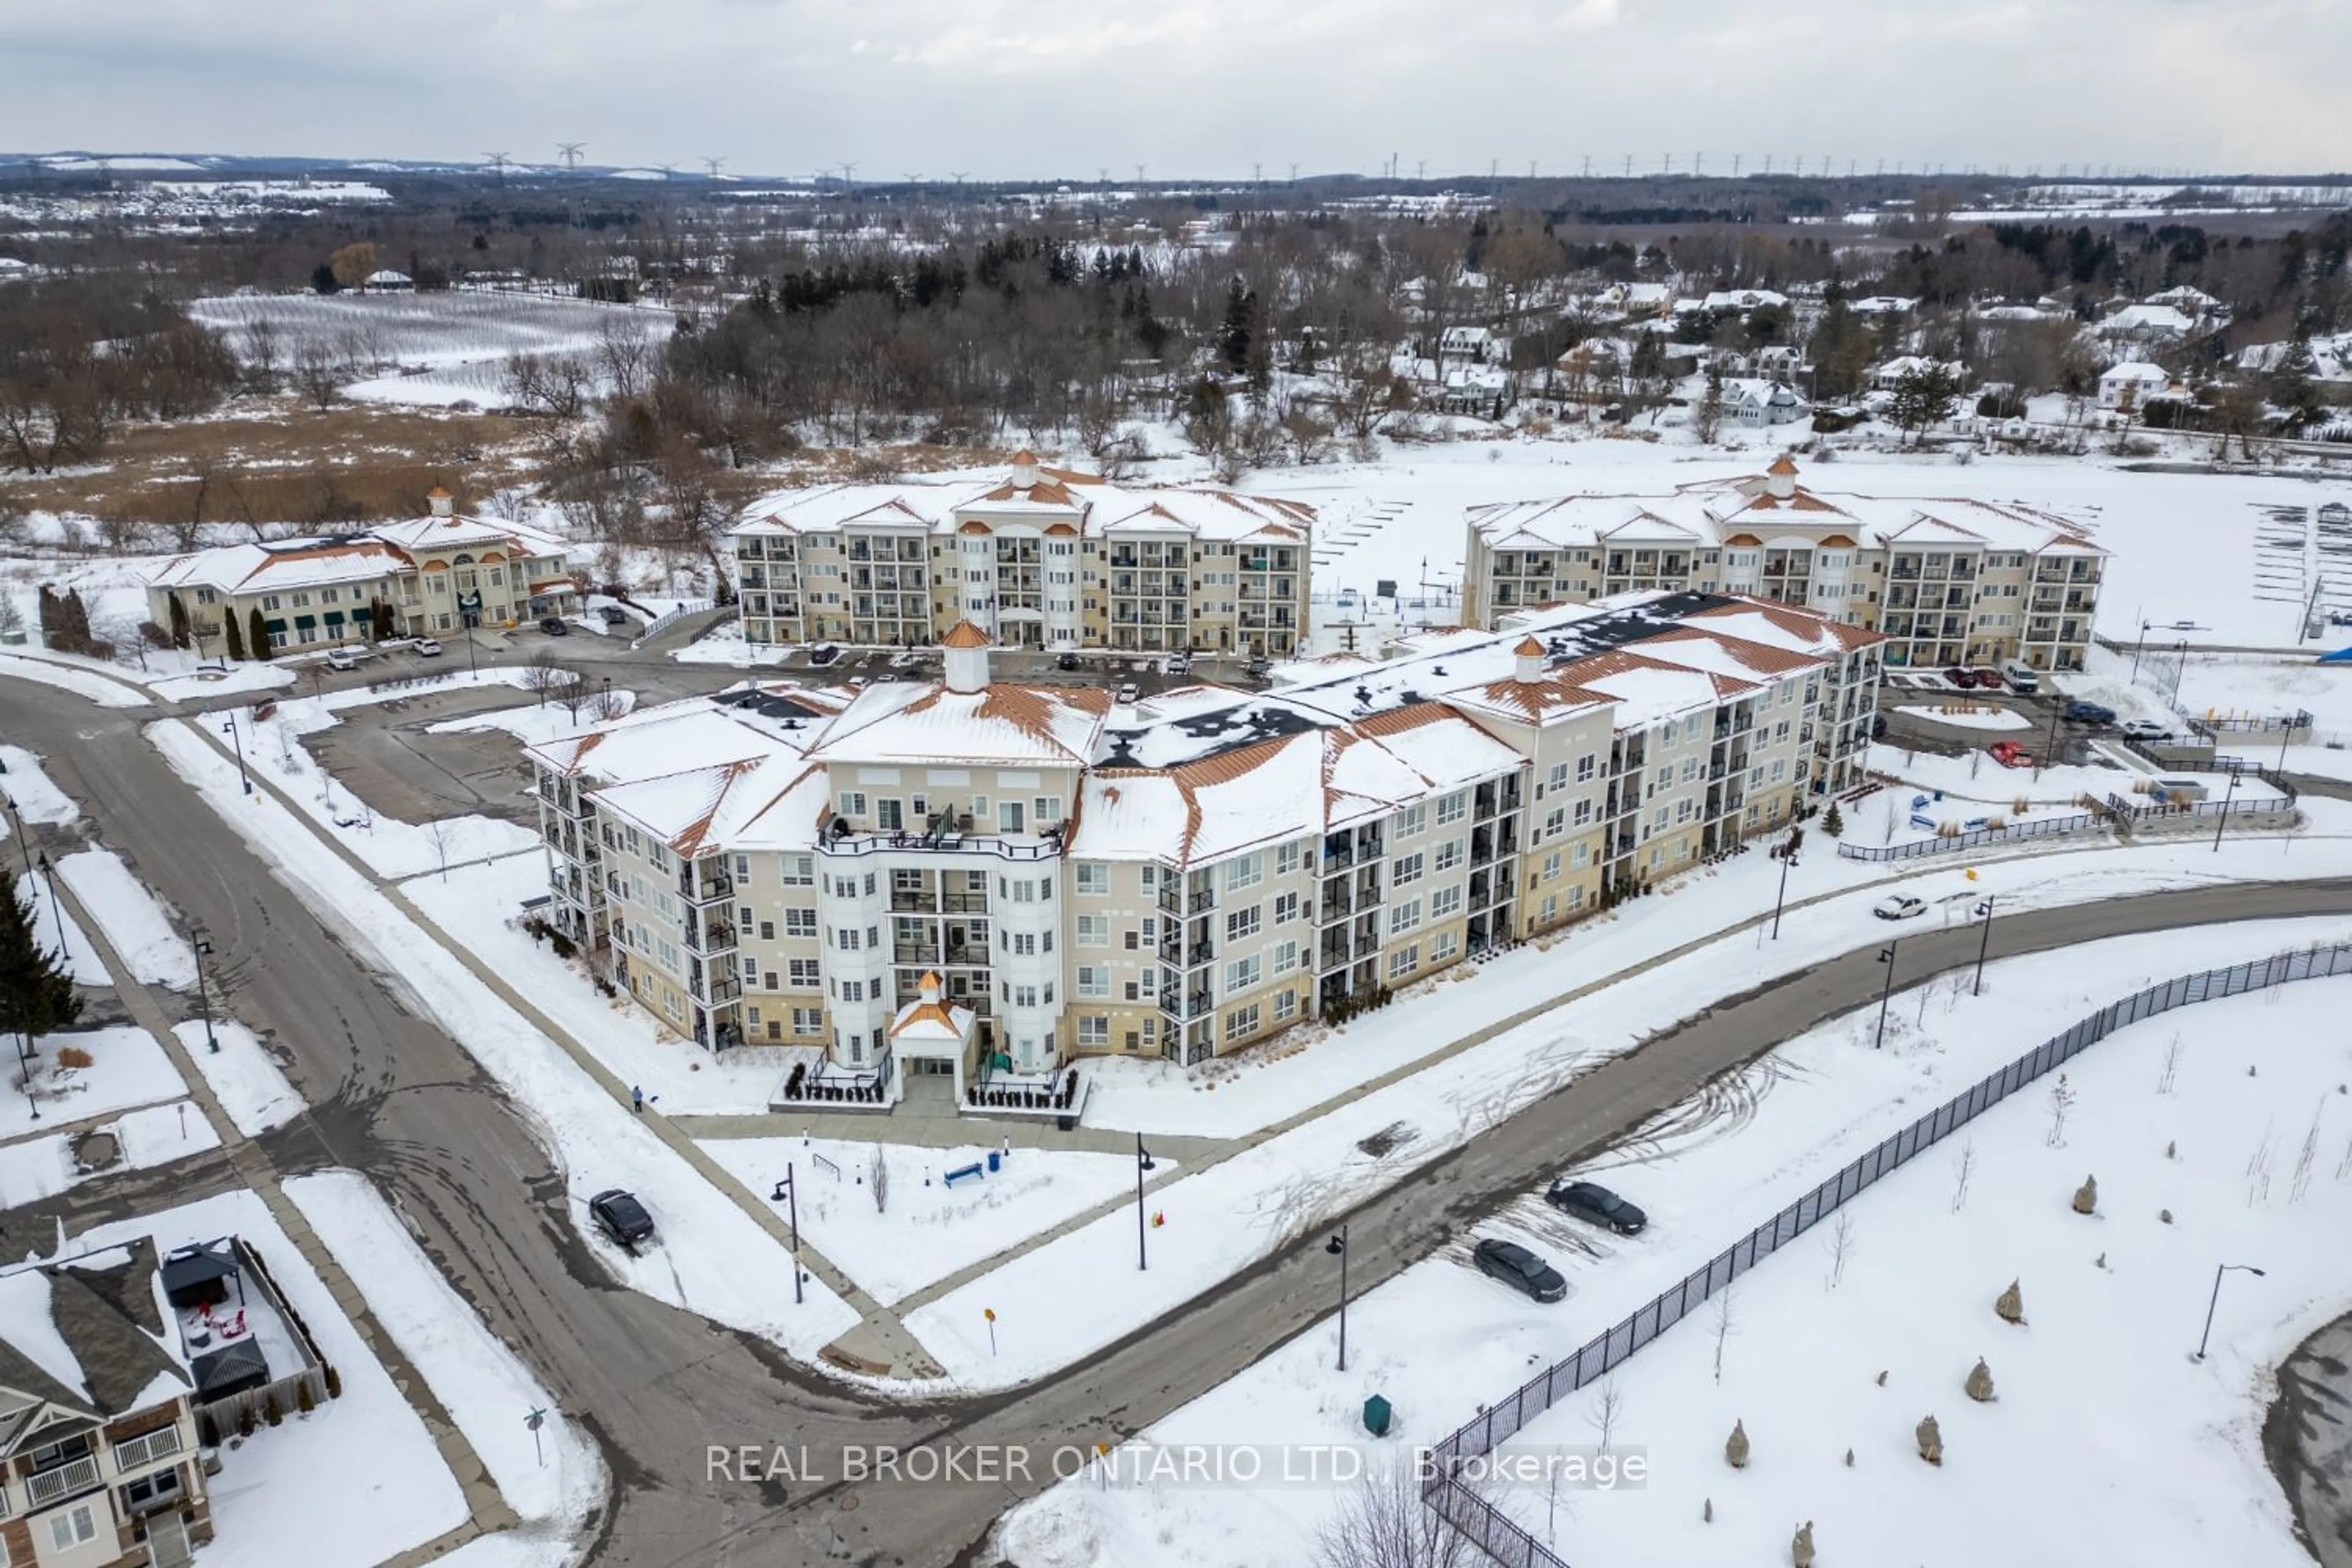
[1887,362,1963,445]
[248,606,272,660]
[166,594,191,650]
[2267,333,2323,429]
[1822,801,1845,839]
[1218,277,1255,375]
[0,866,83,1059]
[1694,363,1727,443]
[1807,296,1874,401]
[369,600,394,641]
[222,607,246,662]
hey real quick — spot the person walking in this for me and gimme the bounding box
[631,1084,645,1115]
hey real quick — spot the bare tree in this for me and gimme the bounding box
[2045,1073,2076,1148]
[290,339,342,412]
[1586,1376,1623,1453]
[1316,1460,1487,1568]
[1710,1284,1738,1385]
[425,818,454,881]
[869,1146,891,1214]
[2157,1034,2185,1095]
[1824,1210,1857,1291]
[2247,1120,2278,1207]
[1949,1137,1975,1213]
[587,685,630,723]
[2291,1099,2326,1204]
[518,648,572,707]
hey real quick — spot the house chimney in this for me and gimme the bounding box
[1009,449,1039,492]
[426,485,454,518]
[1765,454,1798,501]
[940,619,992,693]
[1513,635,1546,684]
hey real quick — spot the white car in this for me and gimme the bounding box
[2120,719,2173,742]
[1117,681,1141,704]
[413,638,443,657]
[324,647,363,672]
[1872,894,1928,921]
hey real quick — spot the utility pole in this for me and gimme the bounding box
[703,157,725,179]
[1326,1224,1352,1372]
[1135,1133,1156,1270]
[484,153,510,190]
[558,142,584,173]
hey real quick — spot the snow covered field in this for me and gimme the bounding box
[284,1170,604,1528]
[1891,703,2032,732]
[997,917,2352,1568]
[427,689,636,747]
[151,718,865,1357]
[174,1019,304,1136]
[696,1136,1174,1306]
[0,744,80,826]
[0,1100,219,1208]
[16,1024,188,1125]
[54,846,197,988]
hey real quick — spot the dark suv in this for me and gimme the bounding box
[539,616,570,636]
[1472,1238,1567,1302]
[1546,1180,1648,1235]
[589,1188,655,1250]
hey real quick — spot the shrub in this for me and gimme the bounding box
[55,1046,93,1069]
[323,1363,343,1400]
[236,1404,255,1438]
[297,1379,316,1415]
[263,1393,283,1427]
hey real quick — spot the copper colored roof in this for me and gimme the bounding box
[1768,454,1798,475]
[940,620,990,649]
[1513,635,1545,655]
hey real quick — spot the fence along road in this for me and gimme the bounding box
[1424,941,2352,1567]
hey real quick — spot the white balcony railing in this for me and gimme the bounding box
[25,1455,99,1507]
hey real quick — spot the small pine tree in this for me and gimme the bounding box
[236,1404,256,1438]
[1822,801,1845,839]
[370,600,394,641]
[0,866,84,1049]
[167,594,192,650]
[297,1379,317,1415]
[247,606,272,660]
[222,608,246,661]
[263,1392,283,1427]
[323,1363,344,1400]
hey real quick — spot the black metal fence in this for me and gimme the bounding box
[1834,809,2103,862]
[1422,940,2352,1566]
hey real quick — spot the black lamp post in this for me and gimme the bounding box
[191,930,218,1052]
[1325,1224,1351,1373]
[223,710,251,796]
[4,795,30,884]
[2212,768,2242,852]
[1136,1133,1156,1271]
[769,1164,803,1305]
[17,1030,38,1122]
[1874,940,1899,1049]
[2193,1263,2265,1362]
[1972,896,1995,996]
[2129,619,2151,682]
[34,853,64,961]
[1771,852,1798,940]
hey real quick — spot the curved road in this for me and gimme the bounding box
[6,673,2348,1566]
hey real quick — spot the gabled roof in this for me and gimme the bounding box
[810,682,1113,769]
[0,1238,187,1435]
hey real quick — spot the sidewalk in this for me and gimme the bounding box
[43,870,518,1562]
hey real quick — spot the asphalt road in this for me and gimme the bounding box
[6,671,2350,1568]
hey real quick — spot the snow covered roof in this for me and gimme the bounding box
[369,511,567,560]
[148,511,569,596]
[2101,304,2194,337]
[810,680,1113,769]
[2100,360,2173,383]
[0,1238,187,1433]
[734,484,941,535]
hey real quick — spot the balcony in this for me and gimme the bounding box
[1319,886,1354,923]
[690,972,742,1006]
[26,1456,99,1508]
[684,919,737,956]
[889,889,940,914]
[894,941,942,964]
[824,829,1063,861]
[678,867,734,903]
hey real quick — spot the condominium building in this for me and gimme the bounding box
[730,453,1314,658]
[1463,456,2108,672]
[523,592,1878,1093]
[145,489,576,657]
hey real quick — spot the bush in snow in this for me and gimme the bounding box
[2072,1174,2098,1215]
[1966,1359,1996,1403]
[1792,1519,1817,1567]
[1725,1419,1750,1469]
[1915,1413,1943,1465]
[1996,1279,2026,1325]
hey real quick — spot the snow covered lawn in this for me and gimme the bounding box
[0,744,80,825]
[174,1019,304,1136]
[426,690,636,747]
[13,869,109,984]
[996,916,2352,1568]
[401,852,790,1116]
[55,846,197,988]
[14,1024,189,1125]
[284,1169,604,1528]
[696,1136,1173,1306]
[144,662,295,703]
[151,718,864,1357]
[1891,703,2032,732]
[0,1101,219,1208]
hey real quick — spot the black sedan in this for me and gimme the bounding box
[1546,1180,1648,1235]
[1472,1238,1567,1303]
[589,1188,656,1250]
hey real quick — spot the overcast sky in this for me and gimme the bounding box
[2,0,2343,181]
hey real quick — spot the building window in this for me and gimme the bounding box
[1276,840,1303,876]
[1077,966,1109,998]
[788,959,820,986]
[1389,899,1423,935]
[1391,853,1423,887]
[1430,930,1459,962]
[1076,862,1109,895]
[49,1506,99,1550]
[1273,891,1300,924]
[785,909,816,937]
[1273,989,1297,1021]
[1224,853,1263,892]
[1398,803,1428,838]
[1433,838,1462,873]
[1271,938,1298,976]
[1387,944,1420,981]
[1078,1015,1109,1046]
[1431,885,1463,919]
[1226,1003,1261,1041]
[1225,954,1262,993]
[839,791,867,819]
[1077,914,1110,946]
[1225,903,1262,941]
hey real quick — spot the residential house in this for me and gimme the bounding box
[1721,379,1807,426]
[1868,356,1970,394]
[731,455,1313,658]
[1462,456,2108,675]
[0,1238,212,1568]
[2097,361,2174,412]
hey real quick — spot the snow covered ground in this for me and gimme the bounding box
[696,1136,1174,1307]
[1891,703,2032,732]
[284,1170,604,1529]
[401,852,791,1117]
[0,1099,219,1208]
[15,1023,189,1125]
[995,916,2352,1568]
[174,1019,304,1136]
[0,744,80,826]
[12,869,109,984]
[0,651,145,706]
[426,690,636,747]
[151,718,864,1357]
[70,1188,473,1568]
[54,846,197,988]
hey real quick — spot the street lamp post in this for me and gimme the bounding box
[1972,896,1995,996]
[2212,768,2242,853]
[34,853,64,962]
[466,627,480,680]
[1136,1133,1156,1271]
[2130,620,2152,683]
[769,1165,803,1304]
[2193,1262,2266,1362]
[1874,941,1899,1049]
[17,1030,39,1122]
[3,795,31,884]
[1325,1224,1351,1373]
[190,930,218,1052]
[2169,640,2188,704]
[1771,852,1798,940]
[223,710,251,796]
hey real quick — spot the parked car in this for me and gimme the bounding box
[588,1188,655,1249]
[2121,719,2174,742]
[538,616,570,636]
[1989,739,2034,769]
[1167,653,1193,676]
[324,647,362,672]
[1545,1180,1648,1235]
[1116,681,1141,704]
[1055,652,1081,671]
[1246,656,1272,679]
[1471,1238,1567,1303]
[809,644,842,666]
[1942,665,1973,687]
[596,605,630,627]
[2000,659,2040,693]
[1970,668,2005,690]
[2065,699,2116,725]
[413,638,443,657]
[1873,894,1929,921]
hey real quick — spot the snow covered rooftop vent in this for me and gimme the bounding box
[426,486,454,518]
